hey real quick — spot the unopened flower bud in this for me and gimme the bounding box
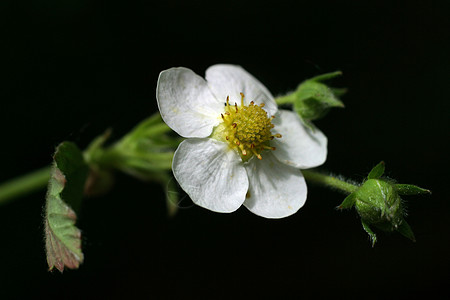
[354,179,403,231]
[338,161,429,246]
[293,80,344,126]
[276,71,344,130]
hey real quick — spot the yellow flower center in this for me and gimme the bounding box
[212,93,281,161]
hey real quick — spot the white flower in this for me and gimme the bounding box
[156,65,327,218]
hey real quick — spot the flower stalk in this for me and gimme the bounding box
[301,170,358,194]
[0,166,51,206]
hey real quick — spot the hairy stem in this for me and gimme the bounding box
[0,166,51,205]
[275,93,297,105]
[302,169,358,194]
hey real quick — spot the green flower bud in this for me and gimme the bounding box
[293,80,344,124]
[275,71,345,130]
[354,179,404,231]
[337,161,429,246]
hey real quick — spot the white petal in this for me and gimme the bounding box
[172,138,248,213]
[205,64,278,116]
[156,67,224,138]
[272,109,327,169]
[243,152,307,218]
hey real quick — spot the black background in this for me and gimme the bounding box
[1,1,449,299]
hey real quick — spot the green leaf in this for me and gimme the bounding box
[44,142,88,272]
[395,184,431,195]
[361,220,377,247]
[337,192,356,209]
[367,161,385,179]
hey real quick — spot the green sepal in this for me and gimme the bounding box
[337,192,356,209]
[367,161,385,180]
[308,70,343,82]
[330,87,348,97]
[395,184,431,195]
[119,113,181,149]
[396,220,416,242]
[361,220,377,247]
[44,142,88,272]
[164,175,179,218]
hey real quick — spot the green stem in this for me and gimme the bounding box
[0,166,51,205]
[302,169,358,194]
[275,93,297,105]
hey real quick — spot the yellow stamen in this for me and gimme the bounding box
[212,92,282,161]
